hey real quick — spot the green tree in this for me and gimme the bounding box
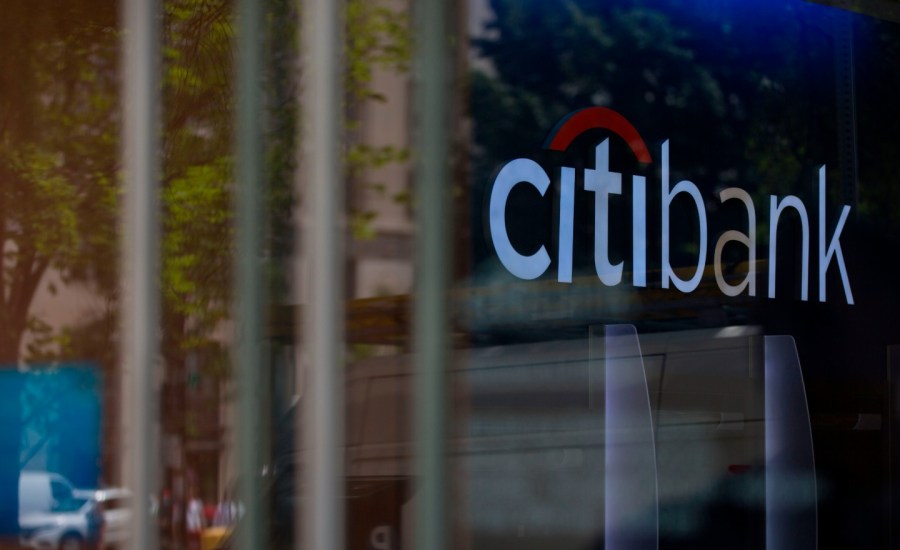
[0,2,119,364]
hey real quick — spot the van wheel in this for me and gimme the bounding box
[59,533,84,550]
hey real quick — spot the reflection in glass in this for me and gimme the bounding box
[598,325,658,550]
[765,335,817,550]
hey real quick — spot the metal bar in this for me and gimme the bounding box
[236,0,267,547]
[301,0,345,548]
[413,0,452,548]
[121,0,160,548]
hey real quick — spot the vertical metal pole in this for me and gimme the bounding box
[301,0,345,549]
[121,0,160,549]
[236,0,266,548]
[414,0,452,549]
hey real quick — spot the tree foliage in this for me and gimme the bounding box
[161,0,235,359]
[0,2,119,363]
[0,0,412,368]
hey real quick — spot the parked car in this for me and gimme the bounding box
[19,471,103,550]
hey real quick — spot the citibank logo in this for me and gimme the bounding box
[488,107,854,304]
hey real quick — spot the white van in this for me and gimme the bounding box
[19,471,102,550]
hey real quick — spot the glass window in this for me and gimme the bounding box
[6,0,900,549]
[460,0,900,548]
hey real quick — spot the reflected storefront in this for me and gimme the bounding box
[2,0,900,549]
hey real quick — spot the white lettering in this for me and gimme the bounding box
[489,158,551,280]
[558,167,576,283]
[584,140,623,285]
[817,166,854,304]
[769,195,810,301]
[633,175,647,287]
[489,131,854,305]
[661,140,708,293]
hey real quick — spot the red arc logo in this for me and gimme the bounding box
[543,106,653,164]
